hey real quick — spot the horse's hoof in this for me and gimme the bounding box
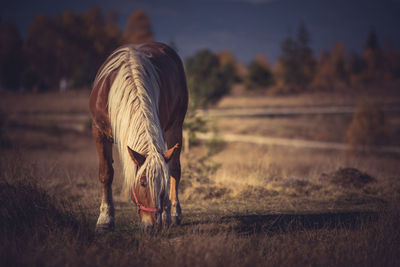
[171,216,182,226]
[95,223,114,234]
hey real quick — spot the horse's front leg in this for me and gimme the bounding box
[165,128,183,226]
[169,167,182,225]
[93,126,115,232]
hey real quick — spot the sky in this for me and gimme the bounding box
[1,0,399,63]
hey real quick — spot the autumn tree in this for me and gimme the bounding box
[217,50,239,85]
[24,7,121,90]
[73,7,121,87]
[0,20,24,90]
[123,10,153,44]
[312,43,349,90]
[24,14,60,90]
[217,50,236,67]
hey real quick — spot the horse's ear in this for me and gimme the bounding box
[163,143,179,163]
[127,146,146,167]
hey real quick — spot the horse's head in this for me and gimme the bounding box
[127,144,179,232]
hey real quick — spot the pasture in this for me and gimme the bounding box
[1,90,400,266]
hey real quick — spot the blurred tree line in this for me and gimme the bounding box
[1,10,400,107]
[183,22,400,108]
[0,8,153,91]
[246,24,400,94]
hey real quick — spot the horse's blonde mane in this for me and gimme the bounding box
[94,45,169,206]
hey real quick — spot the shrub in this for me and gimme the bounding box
[185,49,232,108]
[183,101,208,148]
[325,168,376,189]
[346,102,388,151]
[205,121,226,157]
[245,60,274,90]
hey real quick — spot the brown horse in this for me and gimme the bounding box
[89,42,188,232]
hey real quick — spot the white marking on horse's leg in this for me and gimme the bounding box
[96,187,115,232]
[169,175,182,225]
[97,199,114,225]
[171,201,182,220]
[97,201,114,227]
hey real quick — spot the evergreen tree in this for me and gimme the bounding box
[245,54,273,90]
[276,22,315,92]
[365,27,380,51]
[362,27,384,84]
[185,49,231,108]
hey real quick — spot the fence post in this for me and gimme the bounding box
[183,130,189,154]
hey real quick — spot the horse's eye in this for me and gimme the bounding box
[140,182,147,188]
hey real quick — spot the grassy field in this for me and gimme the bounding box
[1,90,400,266]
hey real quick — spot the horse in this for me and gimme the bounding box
[89,42,188,232]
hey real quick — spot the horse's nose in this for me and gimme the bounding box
[140,213,156,233]
[140,213,163,233]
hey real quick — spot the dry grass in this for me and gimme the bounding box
[179,143,399,215]
[216,90,400,109]
[1,159,399,267]
[1,91,400,266]
[215,115,353,142]
[0,91,90,114]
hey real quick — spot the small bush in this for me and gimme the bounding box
[205,122,226,157]
[185,49,232,108]
[245,60,274,90]
[183,102,208,148]
[325,168,376,189]
[346,101,388,151]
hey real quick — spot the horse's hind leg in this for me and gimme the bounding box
[92,125,115,232]
[165,126,183,225]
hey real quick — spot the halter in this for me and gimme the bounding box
[131,186,161,214]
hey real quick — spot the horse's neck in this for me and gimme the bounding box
[103,45,165,155]
[137,116,164,154]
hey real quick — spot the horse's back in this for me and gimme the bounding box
[89,42,188,138]
[136,42,188,131]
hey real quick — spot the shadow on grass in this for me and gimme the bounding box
[180,211,378,235]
